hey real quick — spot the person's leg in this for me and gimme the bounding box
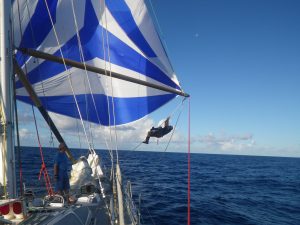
[63,190,70,203]
[143,132,151,144]
[55,177,63,195]
[62,174,71,203]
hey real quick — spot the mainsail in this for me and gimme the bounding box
[13,0,182,126]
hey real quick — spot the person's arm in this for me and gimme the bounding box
[164,117,170,127]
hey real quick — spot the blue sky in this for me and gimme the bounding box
[17,0,300,157]
[147,0,300,157]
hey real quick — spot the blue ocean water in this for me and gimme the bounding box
[17,147,300,225]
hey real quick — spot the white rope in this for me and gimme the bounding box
[100,0,114,164]
[102,0,119,163]
[132,97,186,152]
[23,0,58,148]
[70,0,112,153]
[163,103,184,153]
[44,0,91,149]
[147,0,174,72]
[157,97,187,127]
[160,97,186,152]
[76,117,82,149]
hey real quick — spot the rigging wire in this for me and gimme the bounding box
[16,1,59,197]
[49,132,54,147]
[141,197,156,225]
[99,2,113,159]
[187,97,191,225]
[102,0,119,163]
[100,21,118,221]
[31,105,54,196]
[16,0,55,195]
[14,0,25,198]
[147,0,175,72]
[44,0,92,150]
[70,0,112,152]
[70,0,115,166]
[162,97,187,153]
[22,0,56,147]
[131,142,143,151]
[131,97,187,152]
[13,73,23,197]
[76,117,82,149]
[162,106,183,153]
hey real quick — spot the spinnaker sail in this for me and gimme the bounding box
[14,0,182,126]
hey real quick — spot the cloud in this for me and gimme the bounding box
[49,112,80,131]
[48,112,158,148]
[91,117,155,145]
[17,113,34,123]
[189,132,298,157]
[45,112,190,152]
[192,132,255,152]
[19,128,32,139]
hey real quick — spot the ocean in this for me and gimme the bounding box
[17,147,300,225]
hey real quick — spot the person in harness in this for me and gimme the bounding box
[143,117,173,144]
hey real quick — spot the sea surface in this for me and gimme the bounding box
[17,147,300,225]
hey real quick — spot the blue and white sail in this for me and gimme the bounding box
[13,0,182,126]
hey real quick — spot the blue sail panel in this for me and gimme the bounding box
[105,0,157,57]
[16,93,175,126]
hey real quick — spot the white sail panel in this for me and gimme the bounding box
[12,0,39,48]
[16,59,176,98]
[92,1,146,59]
[36,0,86,49]
[125,0,177,81]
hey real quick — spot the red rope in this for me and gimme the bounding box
[32,106,54,196]
[187,97,191,225]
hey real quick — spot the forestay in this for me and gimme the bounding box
[13,0,182,126]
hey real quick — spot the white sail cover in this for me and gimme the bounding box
[13,0,182,125]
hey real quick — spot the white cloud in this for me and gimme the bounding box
[189,132,300,157]
[49,112,79,131]
[192,132,255,152]
[45,112,190,152]
[48,112,159,149]
[17,113,34,123]
[16,102,188,151]
[19,128,32,139]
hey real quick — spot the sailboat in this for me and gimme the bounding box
[0,0,189,224]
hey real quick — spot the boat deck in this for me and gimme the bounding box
[20,200,111,225]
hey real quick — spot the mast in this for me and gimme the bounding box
[0,0,16,198]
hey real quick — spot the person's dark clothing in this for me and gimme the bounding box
[54,152,70,192]
[143,125,173,144]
